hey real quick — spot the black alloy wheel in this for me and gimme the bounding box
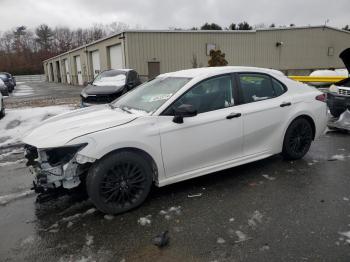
[282,118,313,160]
[87,151,152,214]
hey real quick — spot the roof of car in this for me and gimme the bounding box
[158,66,285,79]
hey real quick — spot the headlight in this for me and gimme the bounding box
[44,143,87,166]
[329,84,339,93]
[81,91,88,98]
[76,154,96,164]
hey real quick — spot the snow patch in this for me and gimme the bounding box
[217,237,226,244]
[235,230,250,243]
[262,174,276,181]
[187,193,202,198]
[329,154,346,161]
[0,190,34,205]
[0,105,73,147]
[83,208,97,216]
[21,235,36,246]
[159,206,182,220]
[86,234,94,246]
[138,215,152,226]
[248,210,263,228]
[104,214,114,221]
[0,159,26,167]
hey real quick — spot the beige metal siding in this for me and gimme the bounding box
[43,27,350,83]
[126,28,350,77]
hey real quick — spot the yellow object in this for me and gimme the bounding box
[289,76,347,83]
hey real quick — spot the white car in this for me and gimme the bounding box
[23,66,327,214]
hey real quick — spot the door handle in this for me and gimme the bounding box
[226,112,242,119]
[280,102,292,107]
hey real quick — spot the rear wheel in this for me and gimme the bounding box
[282,118,313,160]
[86,151,153,214]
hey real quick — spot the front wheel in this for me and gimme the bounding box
[282,118,313,160]
[86,151,153,214]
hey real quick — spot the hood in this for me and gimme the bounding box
[339,48,350,75]
[82,84,124,96]
[22,105,137,148]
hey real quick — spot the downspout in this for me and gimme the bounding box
[85,46,90,81]
[119,32,127,69]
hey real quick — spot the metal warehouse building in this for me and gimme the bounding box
[43,26,350,85]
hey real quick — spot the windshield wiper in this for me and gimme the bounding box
[120,106,132,114]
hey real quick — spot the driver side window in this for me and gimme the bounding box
[170,75,234,114]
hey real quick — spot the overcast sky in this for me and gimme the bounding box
[1,0,349,31]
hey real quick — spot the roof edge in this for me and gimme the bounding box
[43,25,350,63]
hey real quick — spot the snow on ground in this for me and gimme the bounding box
[12,84,34,97]
[138,215,152,226]
[0,190,34,206]
[0,105,74,148]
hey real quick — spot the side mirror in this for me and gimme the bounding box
[173,104,197,124]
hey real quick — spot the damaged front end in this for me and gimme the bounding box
[24,143,92,196]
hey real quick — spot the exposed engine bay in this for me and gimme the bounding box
[24,144,91,195]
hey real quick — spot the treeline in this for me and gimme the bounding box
[0,22,129,75]
[1,21,349,75]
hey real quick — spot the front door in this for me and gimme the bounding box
[158,74,243,177]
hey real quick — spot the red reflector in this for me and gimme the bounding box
[315,93,326,102]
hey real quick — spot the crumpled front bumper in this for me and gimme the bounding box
[25,145,83,193]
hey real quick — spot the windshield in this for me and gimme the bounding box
[93,70,127,87]
[112,77,191,114]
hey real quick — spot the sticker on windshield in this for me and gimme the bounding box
[148,94,173,102]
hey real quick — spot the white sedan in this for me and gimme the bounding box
[23,67,327,214]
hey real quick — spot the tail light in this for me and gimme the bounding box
[315,93,327,102]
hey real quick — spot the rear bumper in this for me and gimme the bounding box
[327,93,350,111]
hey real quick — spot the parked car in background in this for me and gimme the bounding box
[327,48,350,117]
[23,66,327,214]
[0,78,9,96]
[0,72,15,93]
[0,91,5,119]
[80,69,141,107]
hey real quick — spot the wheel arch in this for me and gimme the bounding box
[98,147,160,184]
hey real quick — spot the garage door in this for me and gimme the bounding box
[91,50,101,78]
[75,56,83,85]
[109,44,123,69]
[64,59,71,84]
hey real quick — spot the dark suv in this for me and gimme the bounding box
[81,69,141,107]
[327,48,350,117]
[0,72,16,93]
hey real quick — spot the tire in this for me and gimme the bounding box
[329,108,344,118]
[86,151,153,214]
[0,100,5,119]
[282,118,313,160]
[1,89,9,96]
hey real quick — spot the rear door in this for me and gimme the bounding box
[235,73,290,156]
[158,74,243,177]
